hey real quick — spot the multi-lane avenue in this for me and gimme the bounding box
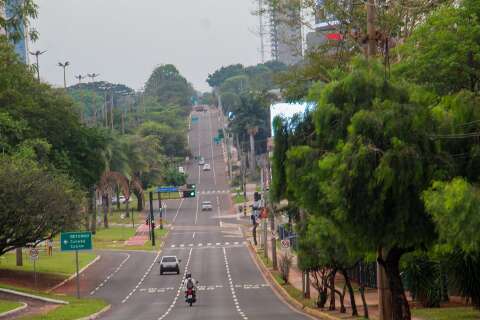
[85,107,312,320]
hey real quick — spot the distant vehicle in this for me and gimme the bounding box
[159,256,181,275]
[179,166,185,174]
[201,201,213,211]
[199,157,205,165]
[112,195,129,204]
[203,163,211,171]
[194,105,204,112]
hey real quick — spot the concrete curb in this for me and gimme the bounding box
[47,255,102,293]
[75,304,111,320]
[246,241,341,320]
[0,288,68,305]
[0,302,27,318]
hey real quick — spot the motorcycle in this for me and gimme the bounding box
[185,288,196,307]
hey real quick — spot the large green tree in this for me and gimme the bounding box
[145,64,194,107]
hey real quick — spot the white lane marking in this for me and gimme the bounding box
[157,248,193,320]
[121,252,161,303]
[172,198,185,224]
[89,252,131,295]
[224,247,248,320]
[216,195,221,224]
[192,232,196,240]
[194,180,200,225]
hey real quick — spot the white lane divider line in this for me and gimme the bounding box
[172,198,185,224]
[223,247,248,320]
[121,252,161,304]
[90,253,130,296]
[158,248,193,320]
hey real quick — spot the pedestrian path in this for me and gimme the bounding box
[124,223,150,246]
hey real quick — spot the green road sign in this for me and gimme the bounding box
[191,116,199,123]
[61,231,92,251]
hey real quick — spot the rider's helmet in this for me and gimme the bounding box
[186,273,192,279]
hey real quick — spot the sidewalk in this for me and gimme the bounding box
[245,224,381,319]
[124,223,150,246]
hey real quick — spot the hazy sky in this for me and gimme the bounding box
[30,0,262,92]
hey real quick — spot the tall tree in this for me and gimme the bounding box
[145,64,194,107]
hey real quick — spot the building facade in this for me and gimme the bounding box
[1,0,29,63]
[269,0,303,65]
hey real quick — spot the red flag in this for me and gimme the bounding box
[326,33,343,41]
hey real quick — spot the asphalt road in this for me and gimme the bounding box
[90,108,312,320]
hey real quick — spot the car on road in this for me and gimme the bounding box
[159,256,181,275]
[199,157,205,165]
[201,201,213,211]
[203,163,211,171]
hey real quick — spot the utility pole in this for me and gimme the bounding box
[57,61,70,89]
[29,50,46,81]
[366,0,376,57]
[157,192,163,230]
[149,192,156,246]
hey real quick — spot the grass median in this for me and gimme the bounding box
[0,299,23,314]
[0,250,96,277]
[93,226,168,251]
[0,284,107,320]
[412,307,480,320]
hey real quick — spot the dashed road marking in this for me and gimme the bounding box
[158,248,193,320]
[90,253,130,296]
[224,247,248,320]
[168,241,246,249]
[121,252,161,304]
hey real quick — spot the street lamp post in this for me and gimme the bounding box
[29,50,46,81]
[87,73,100,82]
[75,74,86,84]
[58,61,70,88]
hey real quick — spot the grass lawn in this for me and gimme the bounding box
[93,226,168,251]
[109,209,143,226]
[412,307,480,320]
[233,193,246,204]
[0,299,23,314]
[0,284,107,320]
[0,250,97,277]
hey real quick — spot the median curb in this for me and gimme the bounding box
[246,241,341,320]
[0,302,27,318]
[47,255,102,293]
[75,304,111,320]
[0,288,68,305]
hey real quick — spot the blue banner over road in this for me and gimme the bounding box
[156,186,178,193]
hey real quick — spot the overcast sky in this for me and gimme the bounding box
[30,0,262,92]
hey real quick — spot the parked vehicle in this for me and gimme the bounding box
[179,166,185,174]
[201,201,213,211]
[159,256,181,275]
[203,163,211,171]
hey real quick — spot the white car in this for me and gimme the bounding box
[159,256,181,275]
[199,157,205,165]
[203,163,211,171]
[201,201,213,211]
[178,166,185,174]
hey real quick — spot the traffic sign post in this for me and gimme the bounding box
[29,248,39,290]
[60,231,92,298]
[281,239,291,249]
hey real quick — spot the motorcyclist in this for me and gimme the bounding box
[183,273,197,302]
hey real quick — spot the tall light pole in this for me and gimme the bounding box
[29,50,47,81]
[58,61,70,88]
[75,74,86,84]
[87,73,100,82]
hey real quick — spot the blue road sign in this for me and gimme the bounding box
[156,186,178,193]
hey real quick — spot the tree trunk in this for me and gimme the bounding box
[360,285,369,319]
[103,195,109,228]
[125,197,130,218]
[305,270,311,299]
[16,248,23,266]
[341,269,359,316]
[383,247,411,320]
[329,269,337,310]
[249,131,255,176]
[116,186,121,210]
[336,286,346,313]
[90,188,97,234]
[378,247,393,320]
[134,190,144,211]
